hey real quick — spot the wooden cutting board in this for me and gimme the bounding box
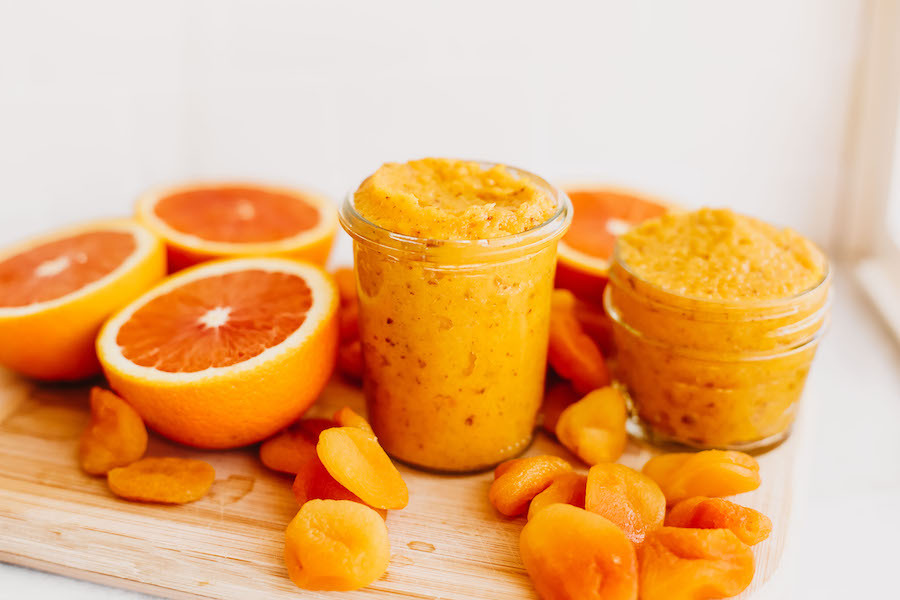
[0,367,794,599]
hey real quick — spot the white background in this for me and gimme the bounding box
[0,0,863,249]
[1,2,898,599]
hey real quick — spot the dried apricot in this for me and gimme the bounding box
[259,418,335,474]
[521,504,638,600]
[548,290,610,395]
[642,451,761,505]
[333,406,373,434]
[585,463,665,545]
[107,457,215,504]
[572,296,615,356]
[284,499,390,591]
[493,457,526,479]
[489,455,573,517]
[297,417,337,441]
[666,497,772,546]
[556,387,627,464]
[79,387,147,476]
[639,527,754,600]
[317,427,408,510]
[332,267,357,306]
[527,471,588,521]
[540,381,579,435]
[337,339,363,379]
[339,300,360,342]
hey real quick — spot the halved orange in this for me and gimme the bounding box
[556,186,675,303]
[96,258,339,448]
[136,182,338,272]
[0,220,165,380]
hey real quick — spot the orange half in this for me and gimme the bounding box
[556,186,675,302]
[0,220,165,380]
[136,182,338,271]
[97,257,339,448]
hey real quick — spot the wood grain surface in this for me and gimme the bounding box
[0,368,794,599]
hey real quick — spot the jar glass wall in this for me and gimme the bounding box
[340,164,572,473]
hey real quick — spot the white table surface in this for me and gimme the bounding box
[1,260,897,599]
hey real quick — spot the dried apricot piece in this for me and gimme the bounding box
[297,417,335,441]
[337,339,363,379]
[260,418,335,474]
[339,300,360,342]
[556,387,627,464]
[333,406,373,434]
[540,381,579,436]
[489,455,573,517]
[527,471,588,521]
[585,463,666,545]
[572,296,615,356]
[666,497,772,546]
[548,290,610,395]
[107,457,215,504]
[521,504,638,600]
[642,451,761,505]
[79,387,148,476]
[317,427,408,510]
[284,499,390,591]
[332,267,357,307]
[639,527,754,600]
[493,457,526,480]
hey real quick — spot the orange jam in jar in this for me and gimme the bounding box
[340,159,571,472]
[604,208,830,450]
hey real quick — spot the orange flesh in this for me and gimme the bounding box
[563,190,667,259]
[0,231,135,307]
[154,186,320,243]
[116,270,311,372]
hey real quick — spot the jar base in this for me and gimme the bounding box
[383,432,537,475]
[625,416,792,455]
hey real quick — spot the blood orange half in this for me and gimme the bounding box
[96,258,339,448]
[556,186,676,302]
[136,182,338,272]
[0,220,165,380]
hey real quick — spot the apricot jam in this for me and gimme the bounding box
[605,208,830,450]
[341,159,571,472]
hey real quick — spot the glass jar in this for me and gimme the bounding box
[604,251,831,451]
[339,165,572,473]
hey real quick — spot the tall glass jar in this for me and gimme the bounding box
[604,252,831,451]
[340,165,572,473]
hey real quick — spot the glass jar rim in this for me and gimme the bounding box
[339,160,573,263]
[610,239,832,312]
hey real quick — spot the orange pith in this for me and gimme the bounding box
[0,231,135,307]
[563,190,669,262]
[154,186,320,243]
[117,270,311,373]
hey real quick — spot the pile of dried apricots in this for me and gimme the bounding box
[491,450,770,600]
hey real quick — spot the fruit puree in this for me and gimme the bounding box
[342,158,570,472]
[605,208,830,449]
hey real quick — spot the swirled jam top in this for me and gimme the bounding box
[353,158,557,240]
[617,208,827,301]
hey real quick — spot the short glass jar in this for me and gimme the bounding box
[604,251,831,451]
[339,164,572,473]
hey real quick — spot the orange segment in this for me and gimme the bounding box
[96,258,339,448]
[136,182,338,271]
[556,186,674,302]
[0,220,165,380]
